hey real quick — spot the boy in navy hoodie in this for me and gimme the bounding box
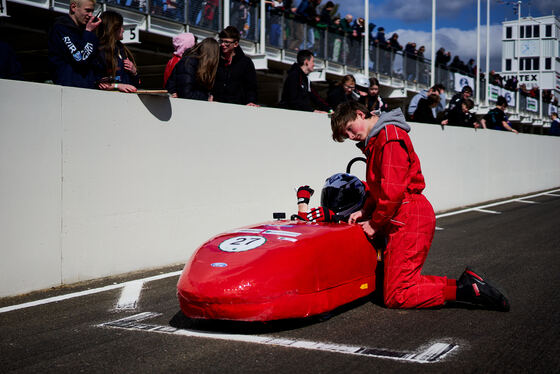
[48,0,101,88]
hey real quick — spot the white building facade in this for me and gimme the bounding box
[501,15,560,101]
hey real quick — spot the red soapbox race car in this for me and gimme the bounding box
[177,159,378,322]
[177,219,378,322]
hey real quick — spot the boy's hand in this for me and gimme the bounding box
[349,209,364,224]
[358,220,376,238]
[297,186,314,205]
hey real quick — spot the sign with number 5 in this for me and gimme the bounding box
[123,24,140,44]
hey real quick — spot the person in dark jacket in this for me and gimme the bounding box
[328,74,358,110]
[48,0,102,88]
[445,98,477,128]
[480,96,518,133]
[279,49,330,112]
[413,93,447,126]
[359,77,388,114]
[96,10,139,92]
[172,38,220,101]
[213,26,258,106]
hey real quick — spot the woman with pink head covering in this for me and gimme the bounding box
[163,32,196,88]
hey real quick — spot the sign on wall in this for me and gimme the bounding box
[526,97,538,112]
[123,24,140,44]
[454,73,474,93]
[501,89,516,107]
[488,85,501,101]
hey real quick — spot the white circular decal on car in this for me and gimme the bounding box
[219,236,266,252]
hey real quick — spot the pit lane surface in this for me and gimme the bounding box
[2,190,560,373]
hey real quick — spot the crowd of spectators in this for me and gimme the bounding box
[2,0,558,136]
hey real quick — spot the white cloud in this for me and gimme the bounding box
[390,24,503,70]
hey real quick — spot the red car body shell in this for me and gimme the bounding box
[177,220,377,321]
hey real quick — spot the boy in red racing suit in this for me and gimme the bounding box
[330,101,510,311]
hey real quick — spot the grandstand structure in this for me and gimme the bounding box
[0,0,557,129]
[500,15,559,115]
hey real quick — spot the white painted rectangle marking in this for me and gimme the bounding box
[98,313,457,364]
[115,280,143,310]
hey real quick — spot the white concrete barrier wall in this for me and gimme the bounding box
[1,78,560,298]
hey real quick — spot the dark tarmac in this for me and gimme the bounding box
[2,190,560,373]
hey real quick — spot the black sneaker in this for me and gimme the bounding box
[457,267,510,312]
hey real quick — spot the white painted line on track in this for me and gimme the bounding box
[544,193,560,197]
[98,312,458,363]
[0,271,182,314]
[435,188,560,219]
[514,199,539,204]
[472,208,501,214]
[435,226,444,231]
[115,280,144,310]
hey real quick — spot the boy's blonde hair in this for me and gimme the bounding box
[70,0,96,8]
[330,101,371,142]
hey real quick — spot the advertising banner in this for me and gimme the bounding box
[488,85,501,101]
[526,97,538,112]
[454,73,474,93]
[501,89,516,107]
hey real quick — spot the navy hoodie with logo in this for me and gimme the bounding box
[48,14,99,88]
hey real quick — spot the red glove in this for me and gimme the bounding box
[306,206,334,222]
[297,185,314,205]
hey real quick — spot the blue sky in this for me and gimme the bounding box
[335,0,560,70]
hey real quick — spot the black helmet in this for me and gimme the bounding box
[320,173,366,221]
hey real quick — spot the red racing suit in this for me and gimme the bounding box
[360,118,456,308]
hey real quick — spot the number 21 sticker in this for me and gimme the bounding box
[219,236,266,252]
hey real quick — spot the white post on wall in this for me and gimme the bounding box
[223,0,230,28]
[539,84,543,119]
[260,0,266,54]
[485,0,490,107]
[516,1,521,114]
[364,0,369,77]
[430,0,436,87]
[476,0,481,105]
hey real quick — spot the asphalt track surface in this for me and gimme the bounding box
[2,189,560,373]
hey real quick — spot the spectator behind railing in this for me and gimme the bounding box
[96,10,139,93]
[466,59,475,75]
[404,42,417,81]
[407,83,446,120]
[327,74,360,109]
[480,96,518,134]
[266,0,285,47]
[489,70,503,88]
[445,98,477,128]
[505,76,517,91]
[214,26,258,106]
[448,85,472,112]
[171,37,219,101]
[48,0,101,89]
[449,56,467,74]
[163,32,196,88]
[329,16,343,63]
[359,77,389,115]
[279,49,330,112]
[413,93,447,126]
[435,47,451,67]
[373,27,391,75]
[550,112,560,136]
